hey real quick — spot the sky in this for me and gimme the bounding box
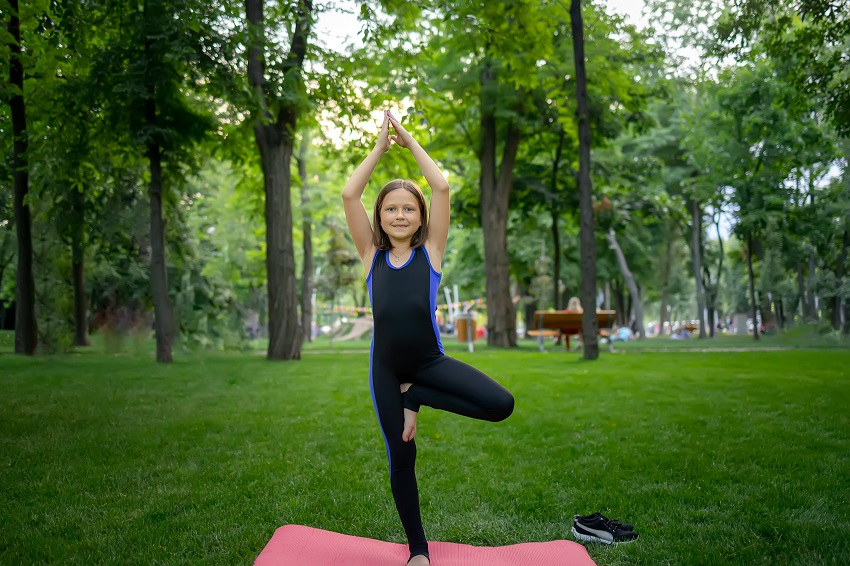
[315,0,652,51]
[603,0,649,27]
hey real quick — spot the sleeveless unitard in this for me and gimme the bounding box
[367,247,515,562]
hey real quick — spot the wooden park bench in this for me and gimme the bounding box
[530,310,617,352]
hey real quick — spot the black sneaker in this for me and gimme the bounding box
[572,513,639,545]
[574,512,634,532]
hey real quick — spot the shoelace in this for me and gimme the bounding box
[602,516,630,531]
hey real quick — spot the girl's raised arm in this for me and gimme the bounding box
[387,112,450,263]
[342,112,391,264]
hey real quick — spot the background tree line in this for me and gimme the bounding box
[2,0,847,362]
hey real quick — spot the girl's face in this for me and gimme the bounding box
[379,189,422,243]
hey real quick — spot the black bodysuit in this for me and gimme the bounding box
[367,247,515,562]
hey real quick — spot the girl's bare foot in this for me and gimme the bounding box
[407,555,429,566]
[400,383,417,442]
[402,408,418,442]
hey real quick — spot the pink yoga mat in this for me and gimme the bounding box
[255,525,596,566]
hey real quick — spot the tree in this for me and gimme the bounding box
[570,0,601,359]
[714,0,850,136]
[296,134,314,343]
[110,0,215,361]
[245,0,312,360]
[38,36,102,348]
[366,0,655,350]
[684,54,836,338]
[0,133,16,329]
[5,0,36,354]
[367,1,558,347]
[315,218,358,344]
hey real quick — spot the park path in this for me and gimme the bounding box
[620,347,796,352]
[299,346,808,354]
[334,317,373,342]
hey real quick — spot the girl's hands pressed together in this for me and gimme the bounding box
[375,110,391,153]
[388,111,416,149]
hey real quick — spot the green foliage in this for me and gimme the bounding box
[529,249,553,308]
[758,215,785,296]
[4,0,848,353]
[713,0,850,135]
[0,186,15,308]
[30,204,76,354]
[316,218,359,304]
[441,227,486,300]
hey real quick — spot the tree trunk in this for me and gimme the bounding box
[257,131,301,359]
[690,199,707,338]
[796,259,805,322]
[516,281,536,339]
[550,208,561,310]
[479,61,519,348]
[746,233,759,341]
[711,217,724,337]
[72,254,89,346]
[760,291,775,332]
[606,230,643,338]
[550,127,565,310]
[70,187,90,346]
[147,139,175,362]
[9,0,36,355]
[703,266,716,338]
[807,251,817,320]
[570,0,599,359]
[246,0,312,360]
[702,263,715,338]
[832,229,848,330]
[613,279,625,325]
[298,137,313,343]
[840,140,850,335]
[143,15,175,363]
[660,225,673,335]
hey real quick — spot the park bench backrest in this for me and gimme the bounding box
[533,310,617,332]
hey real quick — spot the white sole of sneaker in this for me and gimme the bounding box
[571,526,637,546]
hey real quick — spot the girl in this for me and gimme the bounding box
[341,110,515,566]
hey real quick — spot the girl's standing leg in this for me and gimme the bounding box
[370,359,430,562]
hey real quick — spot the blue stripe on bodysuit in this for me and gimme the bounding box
[421,247,444,355]
[366,252,392,475]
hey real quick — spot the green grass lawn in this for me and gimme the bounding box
[3,327,845,356]
[612,330,849,352]
[0,328,14,352]
[296,327,850,353]
[2,346,849,565]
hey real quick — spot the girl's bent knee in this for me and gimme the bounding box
[491,391,514,422]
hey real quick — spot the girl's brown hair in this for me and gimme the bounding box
[372,179,429,250]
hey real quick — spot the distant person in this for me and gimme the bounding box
[552,296,585,346]
[671,326,691,340]
[341,110,514,566]
[609,325,633,343]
